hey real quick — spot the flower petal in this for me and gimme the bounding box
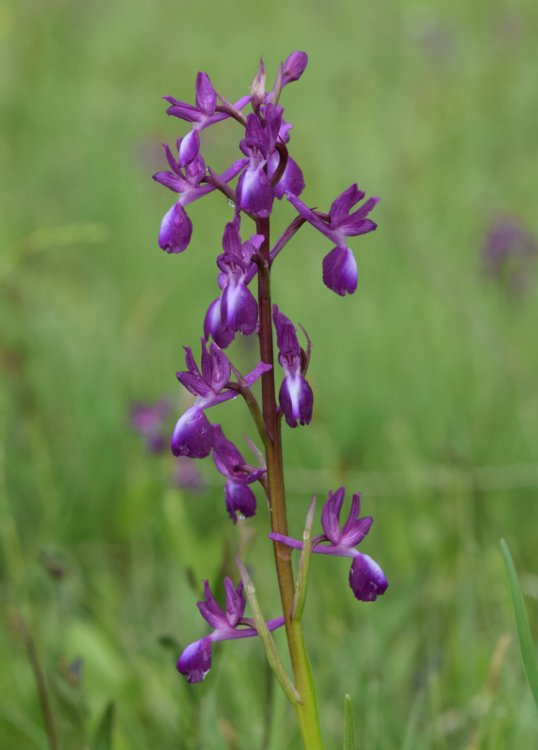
[329,184,365,228]
[224,578,246,627]
[204,298,236,349]
[178,129,201,167]
[153,170,188,193]
[320,487,346,543]
[271,155,305,199]
[196,72,217,115]
[200,342,231,393]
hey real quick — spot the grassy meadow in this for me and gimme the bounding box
[1,0,538,747]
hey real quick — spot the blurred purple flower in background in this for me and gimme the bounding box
[481,217,536,293]
[172,457,205,491]
[130,399,172,453]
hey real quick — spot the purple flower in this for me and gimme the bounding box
[130,399,171,453]
[482,218,537,292]
[270,51,309,103]
[172,341,271,457]
[280,51,309,87]
[269,487,388,602]
[172,457,205,490]
[211,425,265,522]
[287,185,379,295]
[273,305,313,428]
[177,578,284,683]
[236,105,284,217]
[154,147,246,254]
[214,219,261,337]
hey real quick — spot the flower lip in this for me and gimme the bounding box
[225,480,257,524]
[322,245,358,296]
[279,373,313,428]
[170,406,213,458]
[349,554,388,602]
[177,637,212,683]
[158,203,193,254]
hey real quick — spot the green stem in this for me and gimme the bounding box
[256,217,325,750]
[236,558,300,705]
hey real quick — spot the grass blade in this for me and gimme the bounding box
[93,702,115,750]
[343,693,355,750]
[500,538,538,710]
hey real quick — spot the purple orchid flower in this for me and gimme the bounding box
[279,51,309,89]
[481,217,537,292]
[130,398,171,453]
[172,456,205,491]
[207,219,261,342]
[177,578,285,683]
[287,185,379,295]
[154,149,247,254]
[269,487,388,602]
[171,340,270,458]
[211,425,265,522]
[236,108,280,218]
[273,305,313,428]
[269,51,309,104]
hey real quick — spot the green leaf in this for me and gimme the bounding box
[343,693,355,750]
[501,538,538,711]
[92,701,115,750]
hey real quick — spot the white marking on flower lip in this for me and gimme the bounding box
[287,374,302,418]
[342,247,357,285]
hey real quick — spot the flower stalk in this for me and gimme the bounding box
[256,216,325,748]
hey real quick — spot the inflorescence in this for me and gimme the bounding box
[152,51,387,685]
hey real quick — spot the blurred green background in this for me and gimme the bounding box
[1,0,537,747]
